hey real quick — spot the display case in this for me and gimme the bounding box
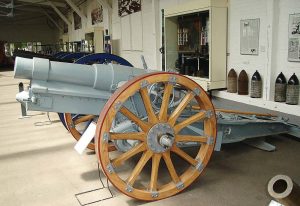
[164,0,227,91]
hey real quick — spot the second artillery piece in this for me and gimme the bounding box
[14,57,300,201]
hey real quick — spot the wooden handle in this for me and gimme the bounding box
[192,106,276,117]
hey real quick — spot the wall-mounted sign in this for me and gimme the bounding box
[288,13,300,62]
[73,12,82,30]
[91,5,103,25]
[118,0,141,17]
[240,18,260,55]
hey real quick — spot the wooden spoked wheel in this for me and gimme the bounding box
[64,114,96,150]
[96,72,217,201]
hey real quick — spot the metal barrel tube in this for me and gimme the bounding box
[14,57,34,79]
[268,174,300,206]
[13,57,147,115]
[14,57,146,92]
[14,57,95,86]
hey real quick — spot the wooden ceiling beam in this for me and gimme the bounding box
[48,0,71,26]
[64,0,87,22]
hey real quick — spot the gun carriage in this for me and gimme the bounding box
[14,56,300,201]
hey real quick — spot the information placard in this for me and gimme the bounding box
[288,13,300,62]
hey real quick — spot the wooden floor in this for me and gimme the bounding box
[0,70,300,206]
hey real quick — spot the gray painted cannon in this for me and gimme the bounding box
[14,57,300,201]
[15,57,145,115]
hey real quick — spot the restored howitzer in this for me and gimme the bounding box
[14,57,300,201]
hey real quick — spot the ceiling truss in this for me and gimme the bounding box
[65,0,86,22]
[0,0,89,31]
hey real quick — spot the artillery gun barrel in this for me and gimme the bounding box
[14,57,146,92]
[14,57,146,115]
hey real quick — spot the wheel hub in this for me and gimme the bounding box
[147,123,175,153]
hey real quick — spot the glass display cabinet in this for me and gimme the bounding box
[164,0,227,91]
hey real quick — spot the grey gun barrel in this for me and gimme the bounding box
[14,57,145,92]
[14,57,147,115]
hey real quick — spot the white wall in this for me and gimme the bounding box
[59,0,109,42]
[110,0,192,69]
[111,0,161,69]
[227,0,300,104]
[227,0,269,98]
[271,0,300,100]
[62,0,300,104]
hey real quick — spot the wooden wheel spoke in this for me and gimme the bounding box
[110,132,145,141]
[119,106,150,131]
[168,91,195,126]
[171,146,198,166]
[74,115,95,125]
[162,151,180,183]
[175,135,207,143]
[127,150,153,185]
[174,111,206,133]
[112,143,147,167]
[158,83,173,121]
[140,87,158,124]
[192,105,201,110]
[149,154,162,191]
